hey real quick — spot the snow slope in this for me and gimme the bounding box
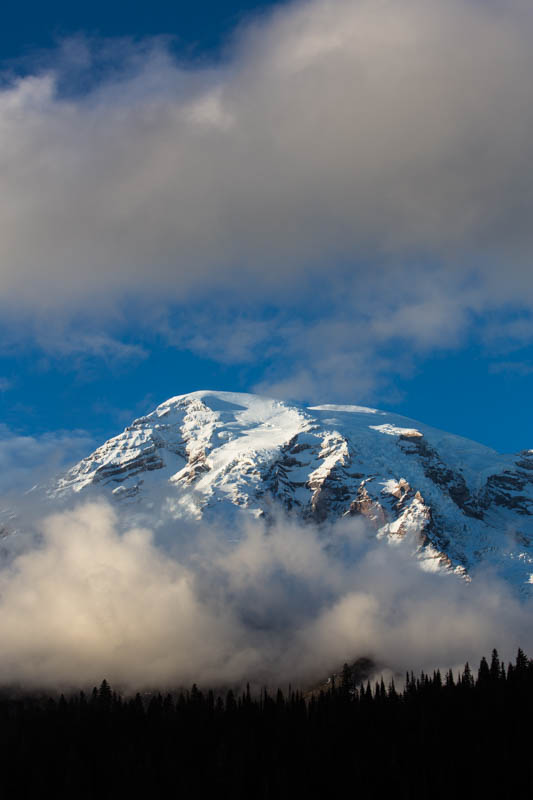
[51,390,533,588]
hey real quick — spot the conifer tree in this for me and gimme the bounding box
[462,662,473,687]
[341,663,352,695]
[490,648,500,680]
[477,656,490,685]
[225,690,237,712]
[516,647,528,674]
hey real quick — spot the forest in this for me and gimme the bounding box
[1,648,532,798]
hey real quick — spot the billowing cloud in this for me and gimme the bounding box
[0,500,529,690]
[1,0,533,306]
[3,0,533,397]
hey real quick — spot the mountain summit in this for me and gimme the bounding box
[52,390,533,587]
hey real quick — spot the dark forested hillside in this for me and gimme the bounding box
[2,650,533,799]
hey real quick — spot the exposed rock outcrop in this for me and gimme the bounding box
[47,390,533,589]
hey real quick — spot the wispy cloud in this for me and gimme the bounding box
[50,333,147,362]
[489,361,533,377]
[0,425,95,494]
[164,312,276,365]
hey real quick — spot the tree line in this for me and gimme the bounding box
[1,648,532,798]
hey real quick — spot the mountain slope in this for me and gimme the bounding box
[51,390,533,587]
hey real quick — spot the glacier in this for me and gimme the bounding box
[45,390,533,590]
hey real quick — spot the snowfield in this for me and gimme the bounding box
[50,390,533,589]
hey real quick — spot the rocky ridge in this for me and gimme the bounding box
[50,390,533,588]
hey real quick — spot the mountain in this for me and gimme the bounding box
[50,390,533,588]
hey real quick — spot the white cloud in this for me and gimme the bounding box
[48,333,147,362]
[0,0,533,312]
[0,500,529,689]
[3,0,533,396]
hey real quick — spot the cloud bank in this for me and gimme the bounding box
[1,0,533,306]
[0,501,529,690]
[3,0,533,398]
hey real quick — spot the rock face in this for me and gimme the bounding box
[50,390,533,588]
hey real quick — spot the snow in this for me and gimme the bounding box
[309,404,380,415]
[369,424,423,438]
[47,389,533,590]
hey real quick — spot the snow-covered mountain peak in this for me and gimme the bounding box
[50,390,533,588]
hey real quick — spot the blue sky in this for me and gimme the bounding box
[0,1,282,62]
[2,0,533,463]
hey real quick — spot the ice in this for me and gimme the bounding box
[46,389,533,590]
[369,424,423,437]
